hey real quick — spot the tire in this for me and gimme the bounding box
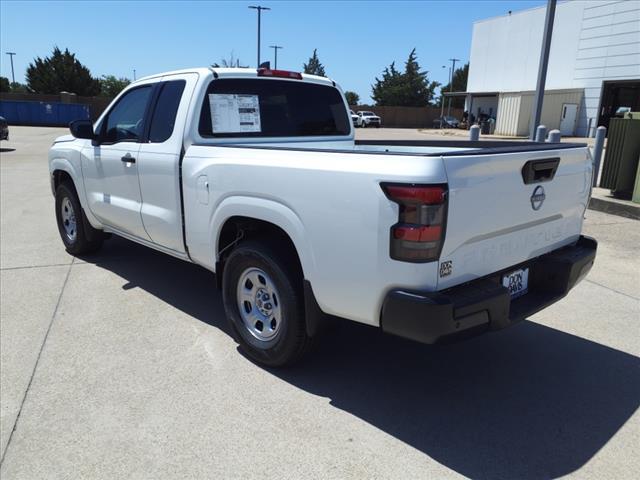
[361,122,366,128]
[55,181,104,255]
[222,241,311,367]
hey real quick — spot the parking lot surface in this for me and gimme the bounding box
[1,126,639,479]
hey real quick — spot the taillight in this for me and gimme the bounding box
[257,68,303,80]
[382,183,447,262]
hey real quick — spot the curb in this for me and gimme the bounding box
[588,196,640,220]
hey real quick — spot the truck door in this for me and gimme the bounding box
[81,85,153,240]
[137,73,198,253]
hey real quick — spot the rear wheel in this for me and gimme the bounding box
[222,241,311,367]
[55,182,104,255]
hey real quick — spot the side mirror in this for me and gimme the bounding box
[69,120,95,140]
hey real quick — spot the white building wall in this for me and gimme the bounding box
[468,0,640,136]
[574,1,640,135]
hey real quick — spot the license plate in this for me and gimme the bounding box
[502,268,529,298]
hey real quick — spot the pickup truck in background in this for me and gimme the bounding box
[49,67,597,367]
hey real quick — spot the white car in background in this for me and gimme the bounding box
[350,110,359,125]
[357,110,381,128]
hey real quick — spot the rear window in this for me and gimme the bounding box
[198,78,350,138]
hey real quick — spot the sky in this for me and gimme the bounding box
[0,0,546,102]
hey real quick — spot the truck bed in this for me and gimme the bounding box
[194,139,588,156]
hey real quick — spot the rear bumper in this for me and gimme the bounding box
[381,235,597,344]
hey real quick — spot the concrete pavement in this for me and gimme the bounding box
[1,126,639,479]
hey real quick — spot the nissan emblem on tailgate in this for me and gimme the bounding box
[531,186,546,211]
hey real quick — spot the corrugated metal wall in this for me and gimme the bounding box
[495,88,584,137]
[517,94,533,136]
[495,93,521,136]
[0,100,90,126]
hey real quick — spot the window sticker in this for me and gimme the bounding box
[210,94,261,133]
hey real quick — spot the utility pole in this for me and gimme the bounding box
[446,58,460,117]
[249,5,271,68]
[5,52,16,84]
[529,0,557,140]
[133,69,136,81]
[440,65,449,119]
[269,45,283,69]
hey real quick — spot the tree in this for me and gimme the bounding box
[371,62,404,106]
[303,49,326,77]
[212,51,248,68]
[439,62,469,109]
[10,82,28,93]
[0,77,9,92]
[99,75,130,97]
[371,49,440,107]
[344,91,360,105]
[26,47,100,96]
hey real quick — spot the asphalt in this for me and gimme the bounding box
[1,126,639,479]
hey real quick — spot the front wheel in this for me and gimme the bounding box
[222,241,311,367]
[55,182,104,255]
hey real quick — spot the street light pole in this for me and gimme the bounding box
[447,58,460,117]
[5,52,16,84]
[133,69,136,81]
[529,0,557,140]
[249,5,271,68]
[269,45,283,69]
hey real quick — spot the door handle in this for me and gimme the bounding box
[521,158,560,184]
[121,155,136,164]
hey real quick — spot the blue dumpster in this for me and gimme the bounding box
[0,100,90,126]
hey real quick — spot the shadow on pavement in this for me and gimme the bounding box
[85,235,640,480]
[0,147,16,153]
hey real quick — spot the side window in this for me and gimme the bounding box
[148,80,186,143]
[103,86,153,143]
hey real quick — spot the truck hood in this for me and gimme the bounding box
[53,134,76,144]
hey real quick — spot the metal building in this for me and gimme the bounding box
[466,0,640,137]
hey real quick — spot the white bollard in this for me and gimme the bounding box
[592,126,606,187]
[547,129,561,143]
[469,125,480,141]
[535,125,547,143]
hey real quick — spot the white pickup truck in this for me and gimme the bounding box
[49,67,597,366]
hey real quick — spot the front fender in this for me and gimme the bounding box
[209,195,316,281]
[49,155,103,230]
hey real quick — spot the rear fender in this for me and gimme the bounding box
[210,196,316,281]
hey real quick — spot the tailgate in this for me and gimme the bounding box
[437,146,592,289]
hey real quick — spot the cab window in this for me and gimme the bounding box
[102,86,153,143]
[149,80,186,143]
